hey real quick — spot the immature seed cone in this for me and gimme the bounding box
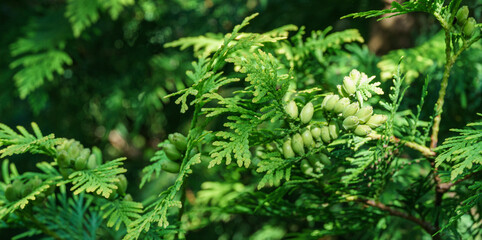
[342,102,359,118]
[310,126,322,140]
[292,133,305,156]
[168,133,188,151]
[366,114,387,128]
[307,154,325,170]
[87,154,98,170]
[5,185,17,202]
[300,159,313,175]
[328,120,339,139]
[283,139,295,158]
[354,125,372,136]
[321,126,331,144]
[463,17,476,37]
[319,153,331,166]
[300,102,314,124]
[116,174,128,195]
[349,69,361,82]
[355,106,373,123]
[301,129,314,148]
[343,116,360,130]
[334,97,350,114]
[161,159,181,173]
[323,95,339,112]
[164,143,182,161]
[343,76,357,95]
[285,100,299,119]
[456,6,469,26]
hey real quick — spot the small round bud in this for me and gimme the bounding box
[5,184,18,202]
[334,98,350,114]
[310,126,322,140]
[161,159,181,173]
[301,129,314,148]
[342,102,359,118]
[169,133,188,151]
[354,125,372,136]
[343,76,357,95]
[291,133,305,156]
[328,120,339,140]
[283,139,295,158]
[349,69,361,83]
[307,154,325,169]
[343,116,360,130]
[463,17,476,37]
[164,143,182,161]
[455,6,469,26]
[285,100,299,119]
[366,114,388,128]
[300,102,314,124]
[116,174,128,195]
[355,106,373,123]
[321,126,331,144]
[300,159,313,175]
[323,95,339,112]
[87,154,98,170]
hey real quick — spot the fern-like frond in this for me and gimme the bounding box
[98,0,134,20]
[0,175,60,219]
[34,187,102,240]
[10,50,73,99]
[0,122,60,158]
[164,33,224,57]
[124,153,201,240]
[101,198,143,230]
[66,158,127,198]
[378,31,445,82]
[256,153,293,189]
[435,115,482,180]
[342,0,441,20]
[66,0,100,37]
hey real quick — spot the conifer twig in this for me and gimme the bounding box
[359,199,439,238]
[368,133,435,157]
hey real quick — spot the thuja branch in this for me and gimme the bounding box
[430,27,481,149]
[358,199,439,238]
[369,133,435,157]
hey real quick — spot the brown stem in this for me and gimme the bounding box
[369,133,436,157]
[359,199,439,238]
[438,170,479,194]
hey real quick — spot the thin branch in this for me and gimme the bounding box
[438,170,480,194]
[358,199,438,237]
[369,133,436,157]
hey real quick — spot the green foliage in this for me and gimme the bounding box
[436,114,482,180]
[101,198,143,231]
[0,122,59,158]
[66,158,127,198]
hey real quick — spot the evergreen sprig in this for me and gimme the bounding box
[66,158,127,198]
[435,114,482,180]
[0,122,59,158]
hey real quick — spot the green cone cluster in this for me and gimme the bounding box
[321,93,387,137]
[300,153,331,176]
[56,139,101,179]
[161,132,188,173]
[5,177,54,203]
[455,6,478,38]
[285,100,314,124]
